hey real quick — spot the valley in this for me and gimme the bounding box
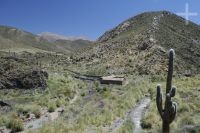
[0,11,200,133]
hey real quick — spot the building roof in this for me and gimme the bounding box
[101,75,125,81]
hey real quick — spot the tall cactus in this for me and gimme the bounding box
[156,49,177,133]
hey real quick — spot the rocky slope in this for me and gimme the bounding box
[71,11,200,76]
[0,56,48,89]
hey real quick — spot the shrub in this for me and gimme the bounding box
[141,119,152,129]
[178,103,190,113]
[48,103,56,112]
[56,99,62,107]
[15,104,31,115]
[81,92,85,97]
[103,87,107,92]
[6,118,24,132]
[32,108,41,118]
[38,96,50,107]
[180,116,195,126]
[0,116,9,127]
[96,86,101,92]
[15,104,42,118]
[141,112,159,129]
[117,118,134,133]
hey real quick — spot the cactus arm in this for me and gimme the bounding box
[170,86,176,97]
[169,102,177,124]
[156,84,163,118]
[166,49,174,94]
[164,93,171,120]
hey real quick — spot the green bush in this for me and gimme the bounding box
[178,103,190,113]
[56,99,62,107]
[15,104,42,118]
[48,103,56,113]
[103,87,107,91]
[117,118,134,133]
[141,112,159,129]
[141,120,152,129]
[96,86,101,92]
[80,92,85,97]
[15,104,31,115]
[6,118,24,132]
[0,116,9,127]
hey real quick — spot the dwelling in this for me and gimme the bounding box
[100,75,125,85]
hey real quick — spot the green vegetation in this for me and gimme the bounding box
[54,75,150,132]
[6,118,24,132]
[117,118,135,133]
[1,56,200,133]
[0,70,152,132]
[48,103,56,113]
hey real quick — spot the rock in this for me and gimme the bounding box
[57,107,64,113]
[0,100,11,113]
[0,101,11,107]
[29,113,36,120]
[0,126,11,133]
[138,42,150,50]
[48,112,59,121]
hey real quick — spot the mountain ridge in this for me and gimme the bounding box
[71,11,200,75]
[0,25,93,53]
[39,32,90,42]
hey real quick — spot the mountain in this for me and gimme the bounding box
[0,25,93,53]
[39,32,88,42]
[0,25,58,52]
[39,32,93,52]
[71,11,200,75]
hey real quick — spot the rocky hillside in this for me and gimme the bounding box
[0,55,48,89]
[71,11,200,75]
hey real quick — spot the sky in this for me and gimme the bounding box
[0,0,200,40]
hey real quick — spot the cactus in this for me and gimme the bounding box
[156,49,177,133]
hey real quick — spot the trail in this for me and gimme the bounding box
[130,97,150,133]
[107,97,150,133]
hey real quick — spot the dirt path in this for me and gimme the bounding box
[130,97,150,133]
[106,97,150,133]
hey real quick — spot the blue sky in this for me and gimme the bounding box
[0,0,200,40]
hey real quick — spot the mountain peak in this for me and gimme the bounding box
[97,11,176,42]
